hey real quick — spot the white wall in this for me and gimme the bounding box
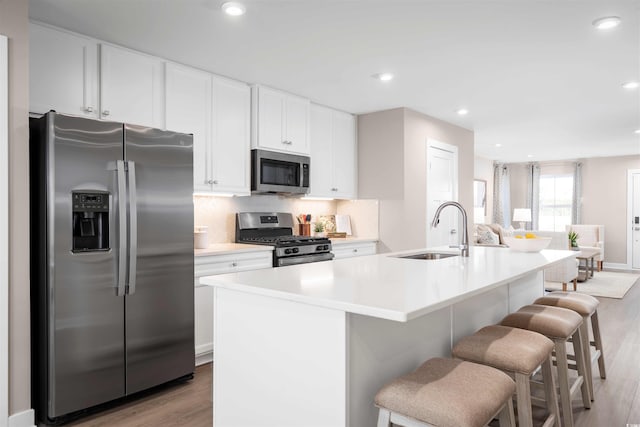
[358,108,474,253]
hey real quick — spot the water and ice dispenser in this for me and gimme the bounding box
[72,191,110,252]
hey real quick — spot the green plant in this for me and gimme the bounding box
[568,231,579,248]
[314,222,324,233]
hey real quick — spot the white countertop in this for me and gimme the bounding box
[195,243,273,257]
[201,246,576,322]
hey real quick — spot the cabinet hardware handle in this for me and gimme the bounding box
[353,249,358,253]
[102,110,110,116]
[231,262,237,267]
[282,140,293,145]
[213,180,219,184]
[85,107,94,113]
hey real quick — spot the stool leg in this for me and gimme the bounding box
[377,408,391,427]
[591,310,606,379]
[541,356,561,427]
[572,328,592,408]
[515,372,533,427]
[554,339,574,427]
[498,398,516,427]
[580,318,595,401]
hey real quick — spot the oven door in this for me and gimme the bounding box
[276,252,334,267]
[251,149,309,194]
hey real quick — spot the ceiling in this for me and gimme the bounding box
[29,0,640,163]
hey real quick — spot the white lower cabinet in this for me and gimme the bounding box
[194,250,273,365]
[331,241,377,259]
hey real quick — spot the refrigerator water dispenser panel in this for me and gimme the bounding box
[72,191,110,252]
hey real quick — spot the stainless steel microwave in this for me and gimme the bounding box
[251,149,310,194]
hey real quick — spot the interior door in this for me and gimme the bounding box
[632,172,640,269]
[123,125,194,395]
[426,141,459,248]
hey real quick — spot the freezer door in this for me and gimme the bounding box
[47,113,126,417]
[124,125,194,394]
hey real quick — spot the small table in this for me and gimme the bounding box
[576,247,600,282]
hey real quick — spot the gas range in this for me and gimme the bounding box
[235,212,334,267]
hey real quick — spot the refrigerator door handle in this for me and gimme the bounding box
[127,161,138,295]
[116,160,127,296]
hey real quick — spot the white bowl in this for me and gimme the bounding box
[503,236,552,252]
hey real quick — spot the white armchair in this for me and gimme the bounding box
[566,225,605,271]
[533,231,579,291]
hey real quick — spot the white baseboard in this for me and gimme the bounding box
[604,262,632,271]
[195,344,213,366]
[8,409,34,427]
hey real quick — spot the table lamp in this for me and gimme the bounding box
[513,208,532,230]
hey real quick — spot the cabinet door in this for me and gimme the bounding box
[284,94,310,154]
[165,63,212,193]
[100,44,164,128]
[255,86,286,151]
[309,104,333,197]
[332,111,357,199]
[30,23,98,117]
[211,77,250,195]
[332,242,377,259]
[194,285,213,364]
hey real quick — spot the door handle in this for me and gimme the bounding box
[450,229,457,234]
[116,160,127,296]
[127,161,138,295]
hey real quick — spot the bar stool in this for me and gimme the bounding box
[452,325,560,427]
[501,305,591,427]
[534,291,606,401]
[375,357,516,427]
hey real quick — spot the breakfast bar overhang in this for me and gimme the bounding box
[202,246,576,426]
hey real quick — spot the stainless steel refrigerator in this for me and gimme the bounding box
[30,112,194,424]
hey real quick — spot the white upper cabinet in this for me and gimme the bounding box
[165,63,212,193]
[100,44,164,128]
[211,77,250,195]
[165,62,250,195]
[309,104,357,199]
[252,85,310,155]
[29,22,99,118]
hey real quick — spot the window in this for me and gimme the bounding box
[538,174,573,231]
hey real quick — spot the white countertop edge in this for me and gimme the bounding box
[329,237,378,245]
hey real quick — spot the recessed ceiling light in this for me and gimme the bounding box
[456,108,469,115]
[221,2,246,16]
[373,73,394,82]
[495,144,502,148]
[592,16,621,30]
[622,81,639,89]
[635,129,640,134]
[527,154,534,158]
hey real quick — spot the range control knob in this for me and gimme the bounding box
[316,245,324,251]
[323,245,329,250]
[284,249,292,254]
[292,248,299,253]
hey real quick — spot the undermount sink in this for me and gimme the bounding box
[394,252,459,260]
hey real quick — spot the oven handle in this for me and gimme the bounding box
[276,252,334,267]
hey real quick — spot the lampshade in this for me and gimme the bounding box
[513,208,532,222]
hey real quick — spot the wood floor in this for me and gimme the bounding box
[63,273,640,427]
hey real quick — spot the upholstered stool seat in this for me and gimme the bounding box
[501,305,591,427]
[375,357,516,427]
[535,291,606,401]
[453,325,560,427]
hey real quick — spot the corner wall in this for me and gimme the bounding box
[358,108,474,252]
[0,0,31,418]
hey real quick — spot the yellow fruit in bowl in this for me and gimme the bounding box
[525,233,537,239]
[515,235,524,239]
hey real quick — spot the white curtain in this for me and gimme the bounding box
[572,162,582,224]
[492,163,511,227]
[526,163,540,230]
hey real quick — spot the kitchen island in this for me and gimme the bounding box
[201,246,576,427]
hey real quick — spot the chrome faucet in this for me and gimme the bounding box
[431,201,469,257]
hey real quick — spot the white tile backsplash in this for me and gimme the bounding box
[195,195,380,243]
